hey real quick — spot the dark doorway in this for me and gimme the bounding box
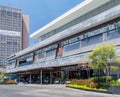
[42,72,50,84]
[69,71,78,79]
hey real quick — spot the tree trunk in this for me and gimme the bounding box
[98,69,100,82]
[106,67,109,84]
[108,66,111,76]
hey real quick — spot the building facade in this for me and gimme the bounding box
[6,0,120,84]
[0,6,29,69]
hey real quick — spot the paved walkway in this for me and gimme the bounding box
[0,84,119,97]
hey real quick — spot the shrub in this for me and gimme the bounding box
[89,82,99,88]
[71,79,86,85]
[90,76,112,83]
[109,80,120,87]
[70,79,99,88]
[0,79,17,84]
[0,72,5,78]
[5,79,16,84]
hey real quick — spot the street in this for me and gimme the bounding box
[0,85,119,97]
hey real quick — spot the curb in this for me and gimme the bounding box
[66,86,112,94]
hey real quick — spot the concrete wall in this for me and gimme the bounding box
[22,14,29,49]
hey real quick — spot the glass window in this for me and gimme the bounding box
[64,42,80,52]
[115,21,120,29]
[79,35,84,40]
[38,53,45,59]
[105,29,120,41]
[61,40,69,46]
[82,34,103,47]
[46,49,56,57]
[69,37,79,44]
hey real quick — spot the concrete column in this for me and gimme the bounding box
[29,73,31,84]
[50,71,52,84]
[61,70,64,79]
[18,74,20,83]
[40,70,42,84]
[80,41,82,47]
[67,71,69,79]
[61,70,64,84]
[103,33,107,41]
[78,68,81,79]
[117,74,119,80]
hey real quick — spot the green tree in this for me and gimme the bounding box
[89,44,117,81]
[0,72,5,82]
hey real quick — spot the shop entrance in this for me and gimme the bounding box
[42,71,50,84]
[69,71,78,79]
[79,69,93,79]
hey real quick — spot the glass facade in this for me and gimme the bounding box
[61,21,120,48]
[0,6,22,32]
[8,20,120,67]
[0,6,22,67]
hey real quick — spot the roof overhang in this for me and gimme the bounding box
[30,0,110,39]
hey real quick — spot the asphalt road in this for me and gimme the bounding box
[0,85,119,97]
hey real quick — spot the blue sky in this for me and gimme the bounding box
[0,0,83,45]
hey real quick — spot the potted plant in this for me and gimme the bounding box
[54,77,60,84]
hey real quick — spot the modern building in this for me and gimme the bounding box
[0,6,29,69]
[6,0,120,84]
